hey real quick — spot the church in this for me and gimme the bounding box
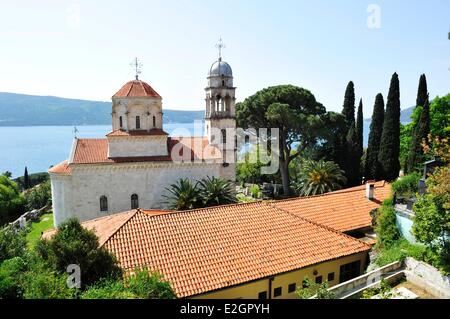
[49,54,237,226]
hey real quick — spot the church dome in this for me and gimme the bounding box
[208,58,233,78]
[113,80,161,98]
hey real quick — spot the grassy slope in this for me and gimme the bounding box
[26,212,54,247]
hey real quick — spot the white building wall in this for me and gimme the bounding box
[52,162,221,226]
[107,136,169,157]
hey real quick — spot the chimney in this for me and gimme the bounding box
[366,182,375,200]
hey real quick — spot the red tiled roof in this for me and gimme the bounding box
[272,181,391,232]
[113,80,161,98]
[53,203,370,298]
[68,137,220,165]
[106,129,169,137]
[48,160,71,175]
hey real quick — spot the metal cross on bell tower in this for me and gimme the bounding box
[130,57,143,80]
[215,37,225,61]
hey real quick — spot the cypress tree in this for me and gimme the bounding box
[378,73,401,181]
[24,166,30,190]
[365,94,385,180]
[416,74,428,107]
[356,99,364,160]
[342,81,355,126]
[407,96,430,171]
[345,122,361,186]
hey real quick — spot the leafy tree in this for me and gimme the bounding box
[21,267,74,299]
[2,171,12,178]
[0,175,25,225]
[236,85,326,196]
[293,160,346,196]
[391,172,421,197]
[356,99,364,160]
[408,97,430,172]
[341,81,355,126]
[198,176,236,207]
[0,226,27,262]
[375,199,400,248]
[15,172,49,190]
[23,167,30,190]
[25,180,52,210]
[365,94,385,180]
[345,122,361,186]
[378,73,401,181]
[0,257,26,299]
[162,178,201,210]
[296,277,335,299]
[37,218,122,288]
[429,94,450,139]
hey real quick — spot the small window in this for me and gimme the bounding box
[258,291,267,299]
[221,129,226,144]
[152,116,156,127]
[222,80,225,86]
[136,116,140,129]
[99,196,108,212]
[328,272,335,282]
[315,276,323,284]
[273,287,282,297]
[288,283,296,293]
[119,116,123,128]
[131,194,139,209]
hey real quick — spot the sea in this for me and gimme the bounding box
[0,123,202,178]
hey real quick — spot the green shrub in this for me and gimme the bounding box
[81,279,135,299]
[21,269,74,299]
[375,201,400,248]
[36,218,122,288]
[0,175,26,225]
[0,226,27,262]
[0,257,27,298]
[375,239,426,266]
[392,172,421,197]
[296,277,335,299]
[25,181,52,210]
[126,270,176,299]
[250,184,261,198]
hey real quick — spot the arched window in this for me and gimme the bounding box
[152,116,156,127]
[136,116,141,129]
[119,116,123,128]
[221,129,226,144]
[131,194,139,209]
[100,196,108,212]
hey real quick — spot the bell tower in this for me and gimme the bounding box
[205,38,236,181]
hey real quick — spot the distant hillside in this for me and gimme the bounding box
[0,92,204,126]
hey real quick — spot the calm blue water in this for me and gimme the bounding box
[0,123,202,178]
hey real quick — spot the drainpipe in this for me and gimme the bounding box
[268,276,274,299]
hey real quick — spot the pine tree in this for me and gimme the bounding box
[342,81,355,126]
[356,99,364,160]
[378,73,401,181]
[345,122,361,186]
[416,74,428,107]
[365,94,385,180]
[24,166,30,190]
[407,96,430,171]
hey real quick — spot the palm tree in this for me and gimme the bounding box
[198,176,236,207]
[162,178,200,210]
[293,160,347,196]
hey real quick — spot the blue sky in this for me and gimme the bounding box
[0,0,448,117]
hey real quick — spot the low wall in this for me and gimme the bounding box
[404,257,450,299]
[327,261,403,299]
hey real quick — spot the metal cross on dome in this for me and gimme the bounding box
[130,57,143,80]
[215,37,225,60]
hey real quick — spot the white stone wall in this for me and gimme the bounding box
[112,97,163,131]
[51,162,222,226]
[107,136,169,157]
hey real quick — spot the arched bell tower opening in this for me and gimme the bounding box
[205,38,236,181]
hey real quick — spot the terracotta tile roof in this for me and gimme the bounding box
[48,160,71,175]
[69,137,220,164]
[113,80,161,98]
[106,129,169,137]
[65,203,370,298]
[272,181,391,232]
